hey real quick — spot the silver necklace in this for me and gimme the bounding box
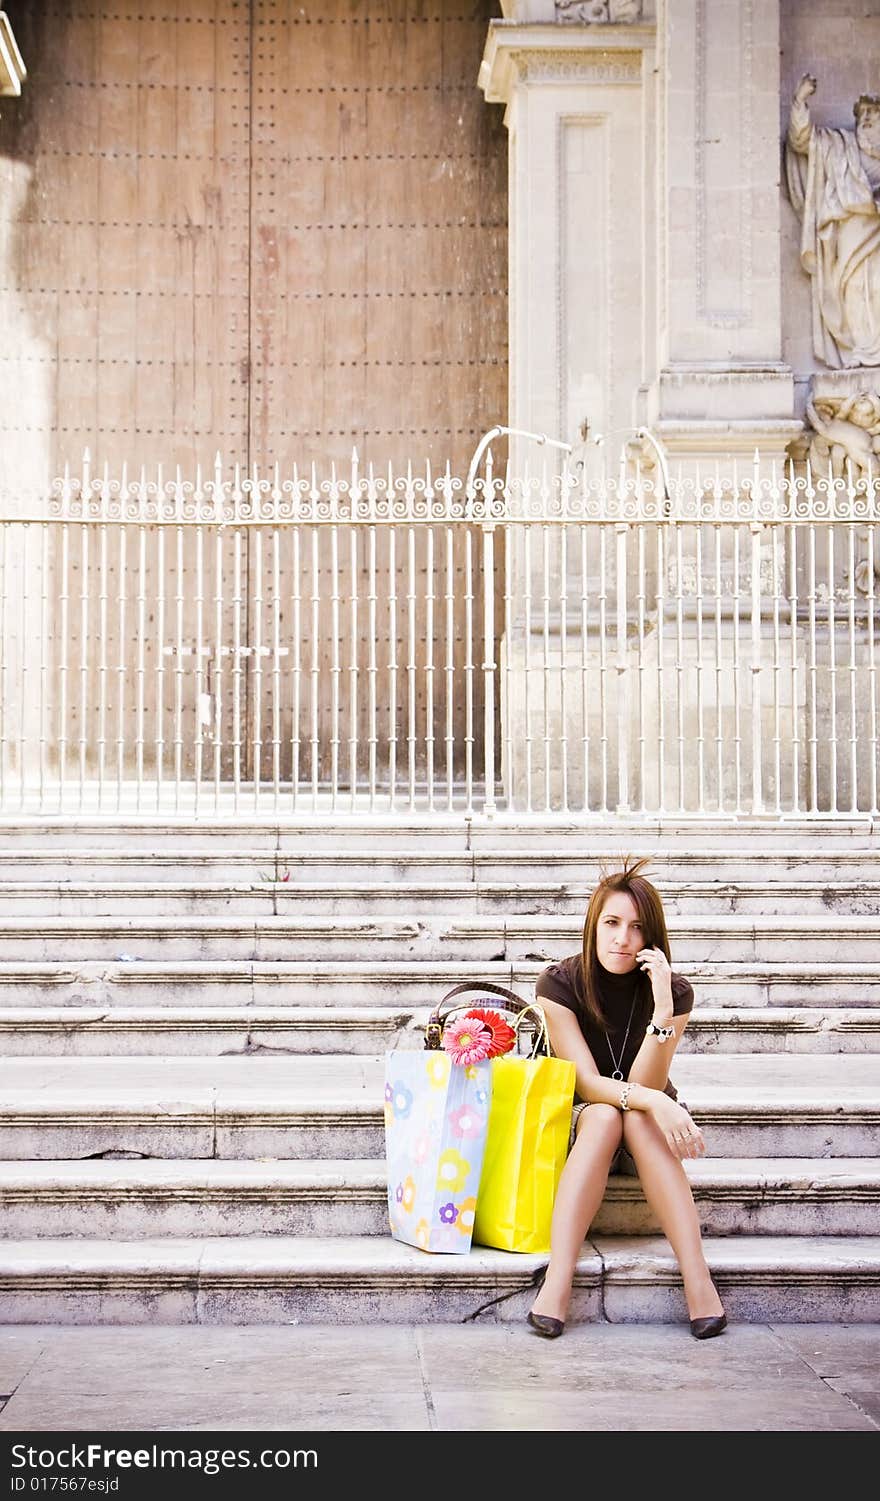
[605,993,637,1081]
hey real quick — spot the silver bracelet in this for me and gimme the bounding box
[619,1082,632,1112]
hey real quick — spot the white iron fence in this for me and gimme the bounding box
[0,451,878,818]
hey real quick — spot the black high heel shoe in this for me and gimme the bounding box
[527,1310,565,1339]
[690,1312,727,1340]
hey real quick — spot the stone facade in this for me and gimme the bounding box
[482,1,880,813]
[483,1,848,474]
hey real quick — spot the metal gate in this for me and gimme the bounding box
[1,452,878,820]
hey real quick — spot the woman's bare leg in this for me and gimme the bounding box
[622,1112,724,1320]
[531,1103,624,1322]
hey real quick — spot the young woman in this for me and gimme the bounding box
[527,857,727,1341]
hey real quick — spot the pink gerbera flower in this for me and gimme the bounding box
[441,1014,492,1067]
[463,1007,517,1058]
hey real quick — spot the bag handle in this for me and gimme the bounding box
[424,980,550,1054]
[508,1000,553,1059]
[426,996,553,1059]
[424,980,532,1049]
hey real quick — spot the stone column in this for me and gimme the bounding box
[479,14,660,811]
[479,15,658,468]
[654,0,801,469]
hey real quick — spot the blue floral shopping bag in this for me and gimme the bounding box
[383,1047,492,1254]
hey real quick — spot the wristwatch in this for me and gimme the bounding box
[646,1020,675,1041]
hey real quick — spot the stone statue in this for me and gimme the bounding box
[786,74,880,369]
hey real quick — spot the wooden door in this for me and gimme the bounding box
[0,0,508,796]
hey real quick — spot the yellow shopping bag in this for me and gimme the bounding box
[472,1007,576,1254]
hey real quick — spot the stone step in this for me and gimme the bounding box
[0,912,878,962]
[1,877,879,917]
[0,1005,877,1056]
[0,1158,875,1239]
[3,958,880,1008]
[3,848,880,885]
[0,1053,877,1160]
[0,1006,421,1055]
[0,1234,875,1324]
[0,816,873,851]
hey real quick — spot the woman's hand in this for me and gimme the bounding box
[636,945,674,1020]
[648,1093,706,1160]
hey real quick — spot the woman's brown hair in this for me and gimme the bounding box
[579,855,671,1027]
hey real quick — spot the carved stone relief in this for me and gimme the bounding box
[787,376,880,594]
[510,50,642,83]
[555,1,642,22]
[801,389,880,484]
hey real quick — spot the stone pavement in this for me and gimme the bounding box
[0,1321,877,1433]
